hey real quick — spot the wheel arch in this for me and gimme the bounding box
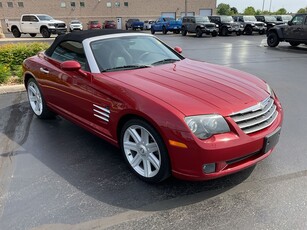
[40,25,49,32]
[23,71,36,89]
[11,25,19,32]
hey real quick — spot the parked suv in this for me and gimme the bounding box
[267,14,307,47]
[87,20,102,30]
[255,15,284,31]
[125,19,144,30]
[233,15,266,35]
[181,16,218,37]
[209,15,243,36]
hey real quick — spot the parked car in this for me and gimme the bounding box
[87,20,102,30]
[255,15,285,31]
[233,15,267,35]
[69,20,83,32]
[151,17,181,34]
[181,16,218,37]
[275,15,293,23]
[6,14,67,38]
[209,15,244,36]
[23,29,283,183]
[103,20,116,29]
[144,20,155,30]
[267,14,307,47]
[125,19,144,30]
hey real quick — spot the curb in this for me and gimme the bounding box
[0,84,25,94]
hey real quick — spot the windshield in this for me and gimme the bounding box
[195,16,210,23]
[91,36,183,72]
[282,15,292,21]
[37,15,54,21]
[220,16,234,23]
[243,16,257,22]
[71,21,80,24]
[264,16,277,22]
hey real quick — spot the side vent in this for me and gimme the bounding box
[93,104,110,122]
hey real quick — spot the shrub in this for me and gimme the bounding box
[0,42,50,84]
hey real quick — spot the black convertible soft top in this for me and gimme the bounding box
[45,29,133,56]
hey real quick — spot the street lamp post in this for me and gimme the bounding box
[185,0,187,16]
[262,0,265,12]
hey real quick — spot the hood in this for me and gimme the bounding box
[103,59,269,116]
[44,19,65,24]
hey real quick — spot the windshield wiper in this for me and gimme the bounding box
[102,65,151,72]
[151,59,180,66]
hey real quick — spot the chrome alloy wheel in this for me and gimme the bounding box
[27,81,43,116]
[123,125,161,178]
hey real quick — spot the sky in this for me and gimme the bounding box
[216,0,307,13]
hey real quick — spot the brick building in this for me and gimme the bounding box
[0,0,216,30]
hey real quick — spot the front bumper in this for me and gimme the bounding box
[253,26,266,32]
[166,98,283,181]
[202,28,219,34]
[49,28,67,34]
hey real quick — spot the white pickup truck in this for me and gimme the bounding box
[6,14,67,38]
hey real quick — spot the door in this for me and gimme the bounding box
[21,15,40,33]
[284,15,305,40]
[116,17,122,29]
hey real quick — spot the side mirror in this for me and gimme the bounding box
[61,60,81,71]
[288,21,293,26]
[174,46,182,54]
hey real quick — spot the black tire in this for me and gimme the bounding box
[212,31,217,37]
[120,119,171,183]
[12,27,21,38]
[140,27,143,31]
[259,30,265,35]
[220,27,228,36]
[289,41,300,47]
[26,78,55,119]
[175,30,180,34]
[181,27,187,36]
[196,27,202,38]
[125,25,128,30]
[236,31,241,36]
[151,27,155,34]
[162,26,167,34]
[29,33,37,37]
[41,27,51,38]
[245,26,253,35]
[267,32,280,47]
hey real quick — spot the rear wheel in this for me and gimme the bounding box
[41,28,51,38]
[289,41,300,47]
[245,26,253,35]
[212,31,217,37]
[181,27,187,36]
[120,119,171,183]
[267,32,279,47]
[151,27,155,34]
[220,27,228,36]
[29,33,37,37]
[27,78,55,119]
[12,27,21,38]
[196,27,202,37]
[162,26,167,34]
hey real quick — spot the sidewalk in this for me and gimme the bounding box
[0,84,25,94]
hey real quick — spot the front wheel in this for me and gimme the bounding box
[120,119,171,183]
[151,27,155,34]
[181,27,187,36]
[212,31,217,37]
[196,27,202,38]
[245,26,253,35]
[267,32,279,47]
[27,78,55,119]
[289,41,300,47]
[41,28,51,38]
[236,31,241,36]
[220,27,228,36]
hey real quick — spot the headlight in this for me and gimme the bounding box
[264,23,267,27]
[227,25,231,27]
[216,24,219,28]
[184,115,230,139]
[266,83,275,98]
[251,23,255,26]
[48,23,55,27]
[200,25,204,28]
[240,24,244,28]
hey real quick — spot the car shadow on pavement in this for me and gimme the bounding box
[0,99,255,212]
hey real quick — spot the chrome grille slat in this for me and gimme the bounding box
[230,97,278,134]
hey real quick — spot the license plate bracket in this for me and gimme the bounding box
[263,127,281,153]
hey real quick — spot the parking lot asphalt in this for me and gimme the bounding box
[1,33,307,230]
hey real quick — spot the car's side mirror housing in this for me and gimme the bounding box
[61,60,81,71]
[174,46,182,54]
[288,21,293,26]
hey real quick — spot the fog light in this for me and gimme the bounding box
[203,163,216,174]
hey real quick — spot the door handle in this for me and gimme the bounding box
[39,67,49,74]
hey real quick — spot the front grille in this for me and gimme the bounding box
[255,23,264,27]
[206,24,215,29]
[55,23,66,28]
[231,25,239,29]
[230,97,278,134]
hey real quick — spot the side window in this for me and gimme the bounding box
[191,18,195,23]
[51,41,88,71]
[304,17,307,25]
[292,15,304,25]
[22,16,30,21]
[30,16,38,22]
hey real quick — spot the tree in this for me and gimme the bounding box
[297,7,307,13]
[244,6,256,15]
[217,3,231,15]
[230,7,238,15]
[275,8,287,15]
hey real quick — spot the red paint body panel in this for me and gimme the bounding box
[23,50,283,181]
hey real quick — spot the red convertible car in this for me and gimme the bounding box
[23,29,283,182]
